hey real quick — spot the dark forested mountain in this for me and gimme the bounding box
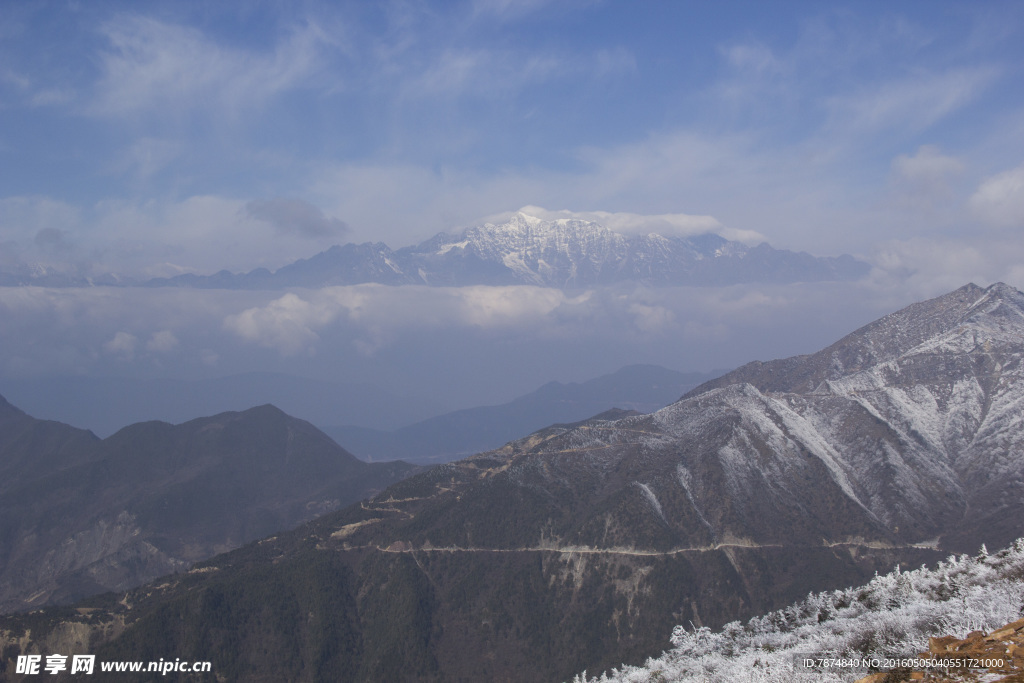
[0,401,420,614]
[3,283,1022,682]
[144,212,869,289]
[325,364,722,463]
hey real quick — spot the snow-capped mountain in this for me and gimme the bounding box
[145,211,869,288]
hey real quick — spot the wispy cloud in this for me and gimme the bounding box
[90,15,331,119]
[970,164,1024,227]
[397,44,631,101]
[826,66,1000,134]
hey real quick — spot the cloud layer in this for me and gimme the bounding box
[5,272,1020,410]
[1,2,1023,420]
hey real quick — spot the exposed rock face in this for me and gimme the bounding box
[0,403,420,613]
[145,212,869,289]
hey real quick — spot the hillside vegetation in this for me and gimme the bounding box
[577,540,1024,682]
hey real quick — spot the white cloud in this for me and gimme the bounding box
[507,206,763,243]
[117,138,183,179]
[887,145,966,214]
[456,285,571,327]
[867,237,1003,299]
[722,43,782,74]
[0,286,267,376]
[223,292,336,356]
[103,331,138,359]
[90,16,329,118]
[221,284,670,357]
[970,164,1024,228]
[146,330,179,353]
[892,145,964,185]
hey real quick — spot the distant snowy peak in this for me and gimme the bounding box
[392,211,869,288]
[443,212,731,261]
[144,211,870,289]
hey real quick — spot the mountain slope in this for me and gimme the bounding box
[0,401,421,613]
[685,282,1024,550]
[3,283,1022,681]
[145,212,869,289]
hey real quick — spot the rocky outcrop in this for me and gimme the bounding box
[855,617,1024,682]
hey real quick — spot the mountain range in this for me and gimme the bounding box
[142,212,869,289]
[324,365,722,463]
[0,365,715,462]
[0,372,450,438]
[4,282,1021,681]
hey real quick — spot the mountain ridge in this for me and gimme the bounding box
[325,364,722,463]
[142,212,870,289]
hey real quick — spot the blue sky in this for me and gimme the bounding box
[3,0,1023,277]
[1,1,1024,412]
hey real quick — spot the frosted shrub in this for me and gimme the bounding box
[574,540,1024,683]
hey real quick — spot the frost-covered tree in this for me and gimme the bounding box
[574,539,1024,683]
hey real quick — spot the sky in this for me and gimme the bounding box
[1,0,1024,422]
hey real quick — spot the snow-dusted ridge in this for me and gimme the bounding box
[528,282,1024,552]
[575,539,1024,683]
